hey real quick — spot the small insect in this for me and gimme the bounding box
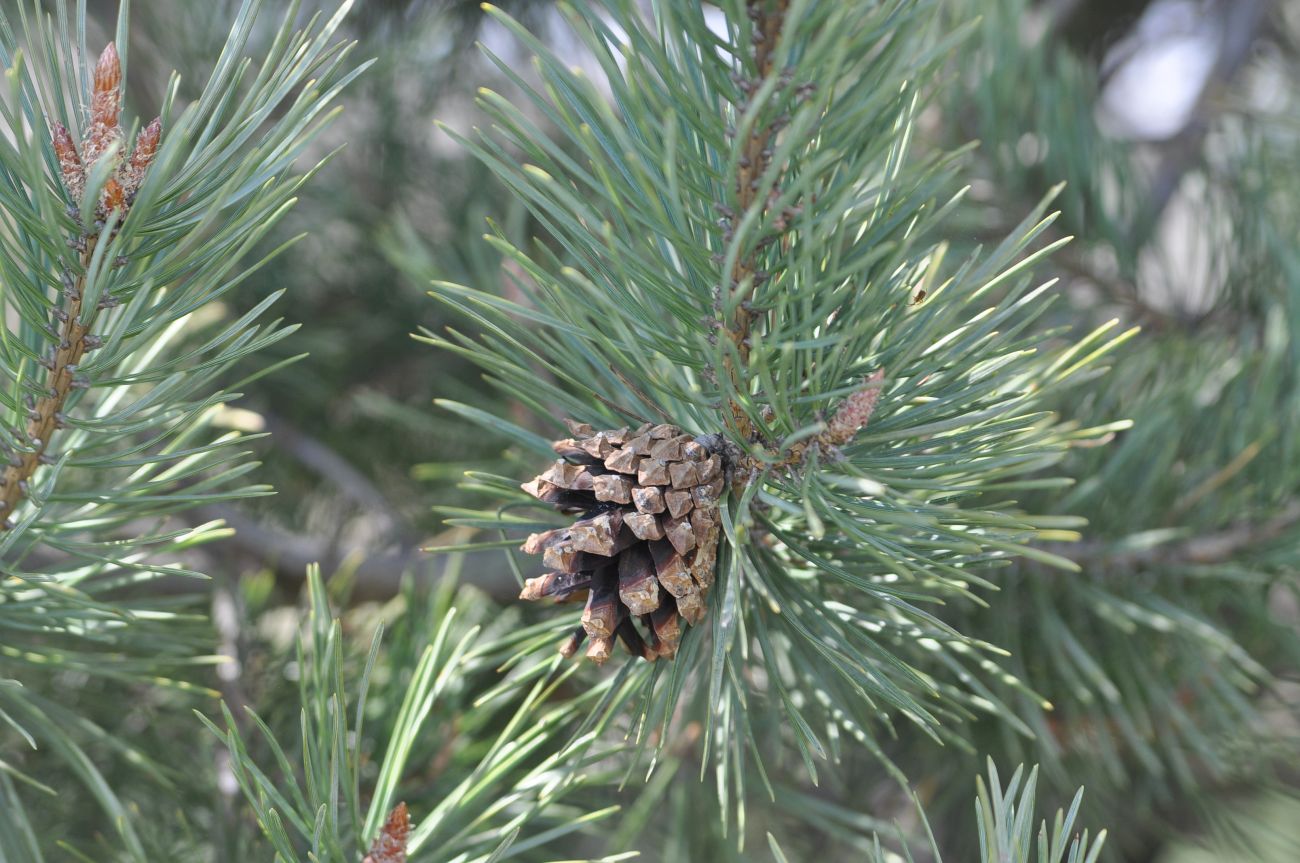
[911,288,927,305]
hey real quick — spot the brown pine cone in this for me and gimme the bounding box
[519,420,724,663]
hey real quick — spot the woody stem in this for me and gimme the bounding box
[0,243,95,529]
[722,0,788,443]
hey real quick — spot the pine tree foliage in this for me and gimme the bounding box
[204,565,626,863]
[4,0,1292,859]
[206,565,1109,863]
[424,0,1132,821]
[199,566,1112,863]
[948,0,1142,267]
[767,761,1107,863]
[573,721,1110,862]
[887,0,1300,852]
[0,0,363,855]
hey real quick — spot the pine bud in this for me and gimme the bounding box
[50,121,85,201]
[362,802,409,863]
[85,42,122,166]
[101,177,127,213]
[91,43,122,125]
[132,118,161,167]
[121,117,162,197]
[825,368,885,446]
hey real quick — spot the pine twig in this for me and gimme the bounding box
[716,1,873,477]
[0,246,98,529]
[2,42,160,531]
[720,0,790,444]
[188,503,521,601]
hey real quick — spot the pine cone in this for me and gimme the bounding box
[519,420,725,663]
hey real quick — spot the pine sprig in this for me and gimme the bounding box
[204,565,621,863]
[2,41,160,532]
[607,751,1106,862]
[422,0,1133,807]
[0,0,365,853]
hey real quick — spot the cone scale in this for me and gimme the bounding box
[519,420,724,663]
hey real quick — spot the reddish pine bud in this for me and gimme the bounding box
[85,42,122,165]
[91,42,122,126]
[362,802,409,863]
[101,177,126,213]
[120,117,161,197]
[825,368,885,446]
[131,118,161,169]
[50,121,85,201]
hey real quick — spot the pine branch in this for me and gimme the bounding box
[720,0,789,441]
[1,43,157,530]
[1,245,95,525]
[425,0,1133,822]
[0,2,365,853]
[1141,0,1267,230]
[714,1,888,473]
[1060,501,1300,569]
[189,501,518,602]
